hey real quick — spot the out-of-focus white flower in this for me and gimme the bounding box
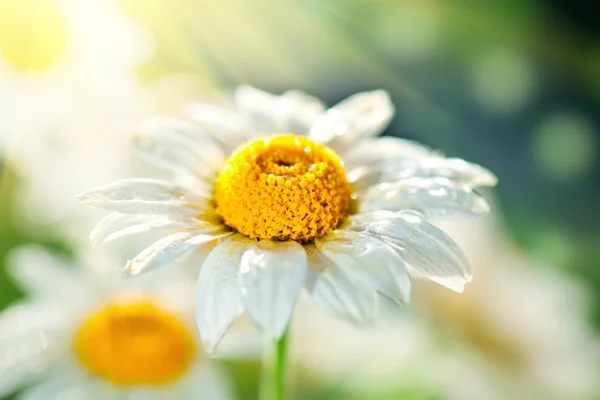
[292,300,449,395]
[0,245,233,399]
[293,216,600,400]
[0,0,150,225]
[78,85,497,353]
[427,217,600,400]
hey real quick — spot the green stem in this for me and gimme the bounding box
[259,327,290,400]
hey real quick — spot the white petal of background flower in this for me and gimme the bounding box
[239,240,307,339]
[197,235,252,353]
[20,369,113,400]
[316,230,411,305]
[305,244,377,324]
[0,303,69,397]
[349,211,472,292]
[360,177,490,219]
[127,389,167,400]
[135,117,225,179]
[125,231,228,276]
[310,90,394,150]
[6,246,95,304]
[180,363,234,400]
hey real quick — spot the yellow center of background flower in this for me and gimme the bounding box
[0,0,67,71]
[74,302,196,386]
[214,134,352,242]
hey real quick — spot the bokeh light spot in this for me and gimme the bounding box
[376,3,440,62]
[532,113,597,181]
[470,49,537,115]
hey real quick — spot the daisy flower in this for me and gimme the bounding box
[0,246,233,399]
[78,85,497,353]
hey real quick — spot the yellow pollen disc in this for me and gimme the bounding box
[0,0,67,71]
[214,134,352,242]
[74,302,196,386]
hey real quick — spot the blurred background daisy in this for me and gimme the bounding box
[2,0,600,399]
[0,244,235,399]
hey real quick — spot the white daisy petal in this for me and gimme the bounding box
[275,90,326,133]
[76,178,208,203]
[234,85,284,131]
[360,177,490,219]
[349,210,471,292]
[239,240,307,339]
[310,90,394,150]
[76,178,210,216]
[235,85,325,134]
[82,198,200,216]
[342,136,435,169]
[347,159,418,194]
[197,235,253,353]
[89,212,201,247]
[304,244,377,324]
[303,244,327,293]
[135,116,225,178]
[412,157,498,187]
[184,102,250,147]
[316,230,411,305]
[349,156,498,192]
[124,231,230,276]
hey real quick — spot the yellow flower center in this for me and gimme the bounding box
[74,302,196,386]
[0,0,67,71]
[214,134,352,242]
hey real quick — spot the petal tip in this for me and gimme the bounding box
[75,191,92,205]
[122,261,140,277]
[75,191,107,207]
[485,174,499,187]
[200,331,228,357]
[473,194,491,215]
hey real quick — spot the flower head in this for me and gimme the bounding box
[215,134,352,241]
[0,246,232,399]
[74,302,196,386]
[78,85,497,353]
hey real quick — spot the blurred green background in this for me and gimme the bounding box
[1,0,600,399]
